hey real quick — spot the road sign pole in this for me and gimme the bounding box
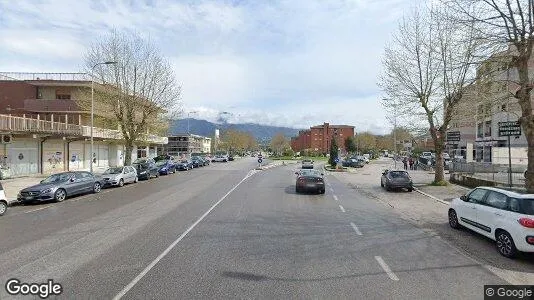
[508,135,512,188]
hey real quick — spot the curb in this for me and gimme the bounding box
[414,188,450,206]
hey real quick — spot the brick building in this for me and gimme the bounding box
[291,123,355,154]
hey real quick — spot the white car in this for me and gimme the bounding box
[448,186,534,258]
[212,155,228,162]
[0,181,8,216]
[102,166,138,187]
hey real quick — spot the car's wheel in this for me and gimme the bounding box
[496,230,518,258]
[408,187,413,192]
[448,209,461,229]
[0,201,7,216]
[93,182,102,193]
[385,184,391,191]
[118,179,124,187]
[134,176,138,183]
[320,189,325,194]
[380,181,384,187]
[54,188,67,202]
[295,187,300,193]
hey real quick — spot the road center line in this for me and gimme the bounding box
[333,195,339,201]
[338,205,346,213]
[375,256,399,281]
[350,222,362,235]
[24,205,53,213]
[113,171,255,300]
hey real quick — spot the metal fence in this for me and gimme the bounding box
[0,72,89,81]
[450,162,527,186]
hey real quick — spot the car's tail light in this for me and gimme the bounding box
[518,218,534,228]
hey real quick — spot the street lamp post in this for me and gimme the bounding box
[90,61,117,173]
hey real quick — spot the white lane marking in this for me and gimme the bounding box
[24,205,53,214]
[113,171,255,300]
[350,222,362,235]
[375,256,399,281]
[333,195,339,201]
[338,205,346,213]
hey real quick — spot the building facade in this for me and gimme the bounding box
[164,134,211,158]
[0,72,168,177]
[291,123,355,154]
[445,49,530,164]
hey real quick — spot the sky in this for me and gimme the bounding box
[0,0,413,134]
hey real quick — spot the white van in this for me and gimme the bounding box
[0,182,8,216]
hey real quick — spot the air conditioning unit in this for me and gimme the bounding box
[1,135,13,144]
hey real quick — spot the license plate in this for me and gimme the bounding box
[24,196,33,200]
[306,184,315,187]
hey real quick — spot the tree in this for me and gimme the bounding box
[444,0,534,191]
[81,30,181,165]
[220,129,256,154]
[344,136,357,153]
[329,137,339,167]
[270,133,289,156]
[379,4,478,184]
[355,132,377,153]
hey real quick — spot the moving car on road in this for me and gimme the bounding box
[380,170,413,192]
[301,159,314,169]
[133,158,159,180]
[448,187,534,258]
[17,171,103,203]
[0,182,7,216]
[295,169,325,194]
[342,158,365,168]
[102,166,138,187]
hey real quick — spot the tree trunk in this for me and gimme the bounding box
[124,139,134,166]
[525,118,534,193]
[433,135,445,183]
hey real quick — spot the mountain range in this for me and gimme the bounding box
[169,118,302,142]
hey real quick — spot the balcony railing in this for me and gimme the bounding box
[0,72,89,81]
[0,114,167,144]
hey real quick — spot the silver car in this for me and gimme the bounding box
[17,171,103,203]
[102,166,138,187]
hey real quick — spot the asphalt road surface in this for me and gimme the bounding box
[0,157,508,299]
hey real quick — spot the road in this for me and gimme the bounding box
[0,157,510,299]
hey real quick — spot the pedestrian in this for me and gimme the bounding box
[409,157,414,170]
[403,157,408,170]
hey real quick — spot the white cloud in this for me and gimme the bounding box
[0,0,414,134]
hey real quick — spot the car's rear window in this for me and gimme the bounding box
[518,198,534,215]
[389,171,409,178]
[303,160,312,163]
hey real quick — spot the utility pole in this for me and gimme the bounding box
[393,116,397,169]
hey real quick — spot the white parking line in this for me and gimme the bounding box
[350,222,362,235]
[338,205,346,213]
[24,205,53,214]
[113,171,255,300]
[333,195,339,201]
[375,256,399,281]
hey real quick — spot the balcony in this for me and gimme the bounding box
[23,99,85,113]
[0,114,167,144]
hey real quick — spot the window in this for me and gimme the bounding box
[484,121,492,137]
[477,123,483,138]
[56,94,71,100]
[509,198,534,215]
[467,188,487,203]
[501,104,507,112]
[484,191,508,209]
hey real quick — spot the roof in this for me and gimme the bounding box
[310,124,355,129]
[475,186,534,198]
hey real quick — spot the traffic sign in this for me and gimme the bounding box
[258,158,263,163]
[446,131,460,142]
[498,121,522,137]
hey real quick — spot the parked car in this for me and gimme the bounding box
[295,169,325,194]
[448,186,534,258]
[156,160,176,175]
[133,158,159,180]
[102,166,138,187]
[301,159,314,169]
[176,159,193,171]
[0,182,8,216]
[212,155,228,162]
[17,171,103,203]
[381,170,413,192]
[342,158,365,168]
[191,156,204,167]
[228,155,234,161]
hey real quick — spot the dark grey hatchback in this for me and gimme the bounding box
[381,170,413,192]
[17,171,103,203]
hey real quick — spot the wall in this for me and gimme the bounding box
[491,147,528,165]
[4,138,39,176]
[0,81,36,114]
[68,141,86,171]
[43,140,65,173]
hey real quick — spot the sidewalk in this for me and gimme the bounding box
[340,157,470,203]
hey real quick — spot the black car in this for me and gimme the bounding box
[342,158,365,168]
[381,170,413,192]
[295,169,325,194]
[191,157,204,168]
[17,171,103,203]
[228,155,234,161]
[133,158,159,180]
[176,159,193,171]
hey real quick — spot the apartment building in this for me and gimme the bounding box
[0,72,168,177]
[445,48,530,164]
[163,134,211,158]
[291,123,355,154]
